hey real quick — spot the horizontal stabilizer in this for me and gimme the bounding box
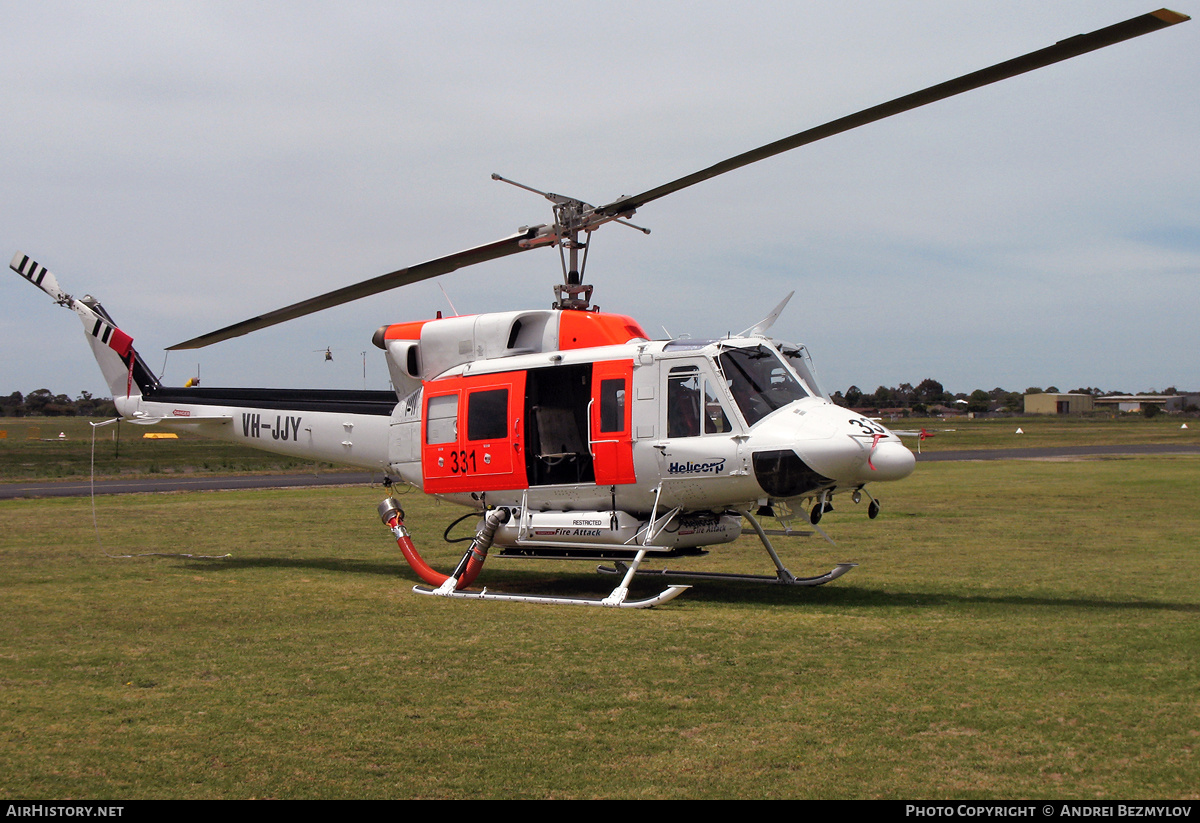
[128,413,234,425]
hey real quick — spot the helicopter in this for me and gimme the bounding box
[10,9,1188,608]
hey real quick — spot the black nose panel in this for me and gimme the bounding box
[752,450,833,498]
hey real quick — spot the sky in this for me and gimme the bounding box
[2,1,1197,401]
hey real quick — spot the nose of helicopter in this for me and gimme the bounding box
[749,407,917,498]
[787,412,917,487]
[866,439,916,482]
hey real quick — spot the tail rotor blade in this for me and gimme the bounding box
[11,252,68,303]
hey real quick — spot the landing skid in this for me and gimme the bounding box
[597,561,856,587]
[411,544,690,608]
[599,508,857,588]
[411,582,691,608]
[391,504,853,607]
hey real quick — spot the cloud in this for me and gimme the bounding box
[3,1,1196,397]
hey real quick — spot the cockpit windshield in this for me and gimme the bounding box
[775,341,828,401]
[717,344,810,427]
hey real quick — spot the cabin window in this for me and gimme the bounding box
[467,388,509,441]
[426,394,458,444]
[598,379,626,434]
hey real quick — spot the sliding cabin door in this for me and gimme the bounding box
[590,359,636,486]
[422,371,527,494]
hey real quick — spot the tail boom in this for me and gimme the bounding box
[11,251,399,471]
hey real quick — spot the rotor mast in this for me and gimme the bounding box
[553,197,592,313]
[492,173,650,311]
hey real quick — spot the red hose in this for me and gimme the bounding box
[457,544,489,588]
[384,511,490,590]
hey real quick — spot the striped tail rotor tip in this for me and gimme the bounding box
[10,252,66,302]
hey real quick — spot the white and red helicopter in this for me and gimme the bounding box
[11,9,1187,607]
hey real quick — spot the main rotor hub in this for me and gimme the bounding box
[493,173,651,312]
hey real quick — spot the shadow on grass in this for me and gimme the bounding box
[180,555,1200,614]
[679,578,1200,613]
[181,555,402,578]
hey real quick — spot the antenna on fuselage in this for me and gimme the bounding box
[437,282,460,317]
[739,292,795,337]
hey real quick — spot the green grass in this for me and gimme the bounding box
[902,414,1196,452]
[1,455,1197,798]
[0,417,346,480]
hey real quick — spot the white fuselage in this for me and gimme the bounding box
[122,312,915,552]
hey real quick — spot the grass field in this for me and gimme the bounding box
[892,414,1196,452]
[1,451,1197,799]
[0,417,346,480]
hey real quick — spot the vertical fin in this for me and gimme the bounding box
[10,252,155,404]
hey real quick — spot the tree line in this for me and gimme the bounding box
[1,390,117,418]
[829,380,1190,415]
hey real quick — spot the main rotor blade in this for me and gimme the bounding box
[596,9,1188,218]
[169,9,1186,350]
[167,227,545,350]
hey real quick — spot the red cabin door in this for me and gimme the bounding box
[590,360,636,485]
[422,371,527,494]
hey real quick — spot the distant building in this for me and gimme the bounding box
[928,404,964,417]
[1093,395,1191,413]
[1024,393,1095,415]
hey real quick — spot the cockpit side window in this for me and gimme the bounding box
[667,367,702,438]
[703,378,732,434]
[667,365,733,438]
[718,345,809,427]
